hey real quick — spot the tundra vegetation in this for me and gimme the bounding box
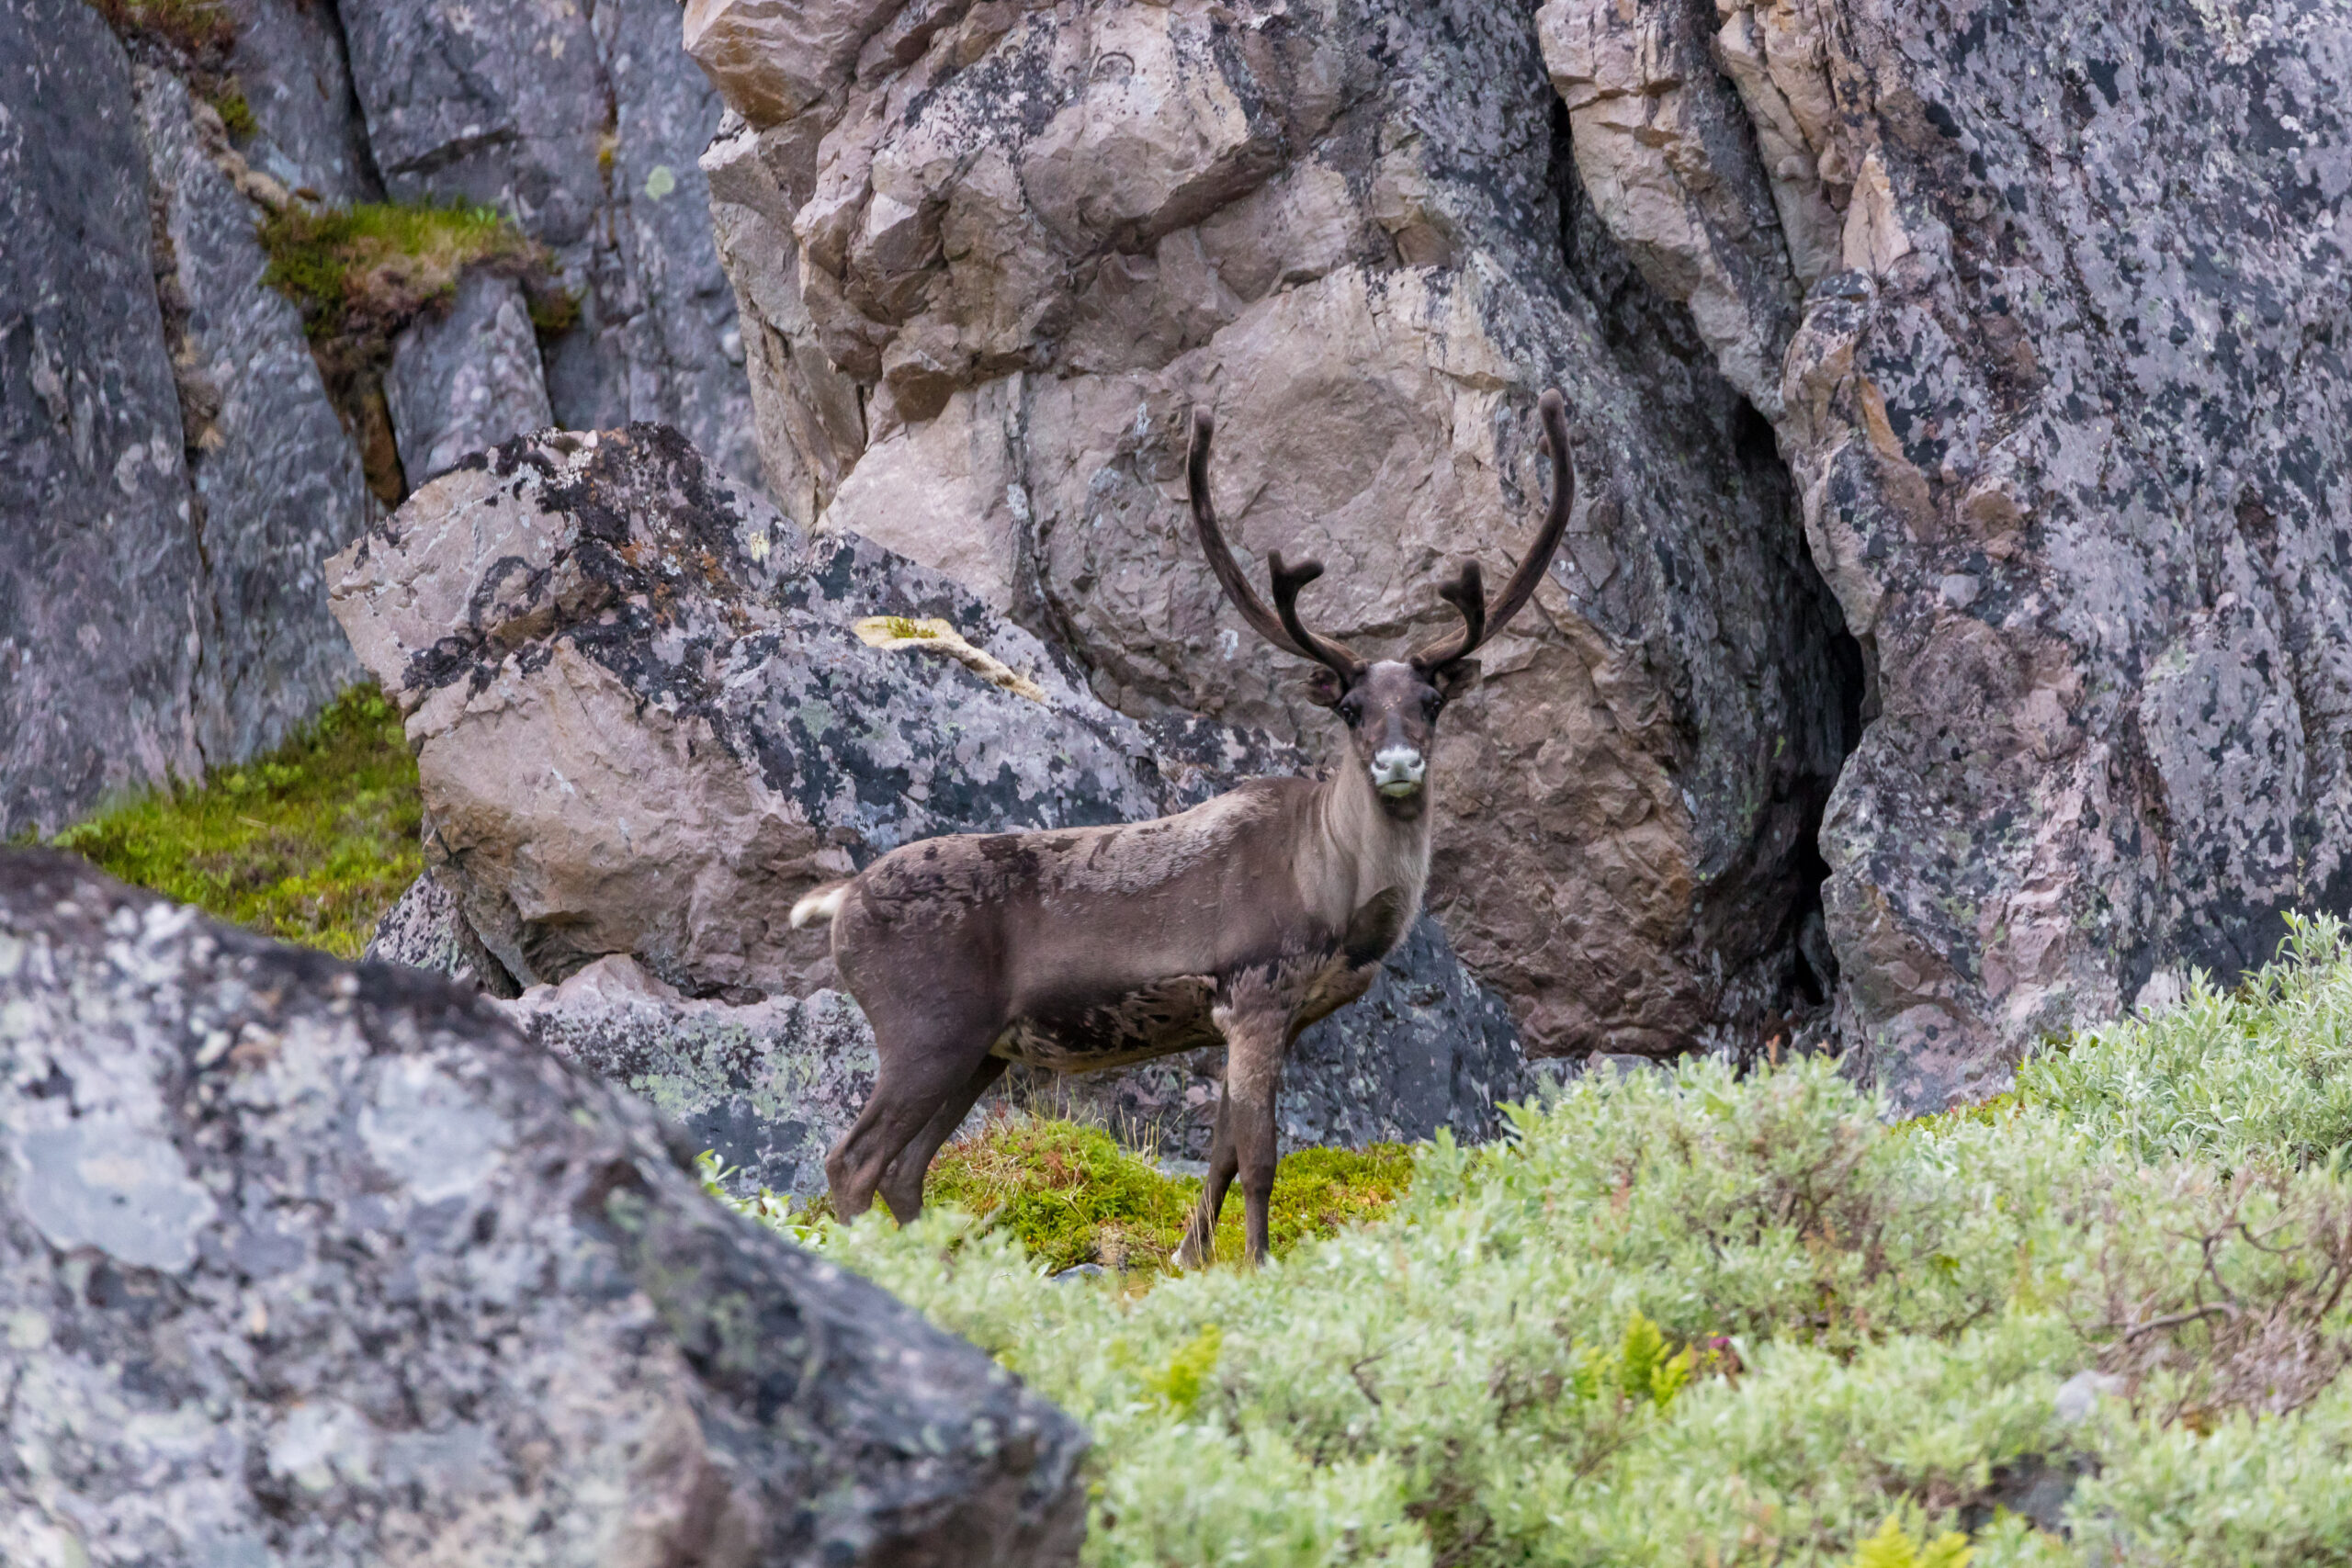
[44,698,2352,1564]
[729,920,2352,1568]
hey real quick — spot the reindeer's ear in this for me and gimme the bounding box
[1433,660,1481,704]
[1304,666,1348,708]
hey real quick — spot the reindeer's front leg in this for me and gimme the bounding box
[1179,999,1289,1268]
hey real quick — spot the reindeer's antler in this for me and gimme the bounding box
[1412,388,1576,671]
[1189,408,1366,684]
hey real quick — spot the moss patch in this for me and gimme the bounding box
[259,200,538,345]
[91,0,236,60]
[50,688,422,959]
[922,1116,1415,1274]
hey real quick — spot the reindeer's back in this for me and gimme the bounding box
[832,778,1332,1065]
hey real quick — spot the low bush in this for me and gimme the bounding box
[50,687,420,958]
[721,920,2352,1566]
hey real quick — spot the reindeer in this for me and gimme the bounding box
[790,389,1576,1265]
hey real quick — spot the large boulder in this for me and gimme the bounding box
[338,0,763,492]
[695,0,1860,1061]
[0,847,1087,1566]
[0,0,205,837]
[1539,0,2352,1107]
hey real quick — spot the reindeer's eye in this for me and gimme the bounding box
[1338,694,1364,724]
[1424,690,1445,716]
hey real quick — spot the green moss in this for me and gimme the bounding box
[50,687,421,958]
[258,200,534,343]
[91,0,236,58]
[921,1117,1415,1274]
[206,82,255,141]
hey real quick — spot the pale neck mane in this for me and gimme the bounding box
[1296,751,1434,930]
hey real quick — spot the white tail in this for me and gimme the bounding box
[789,882,851,930]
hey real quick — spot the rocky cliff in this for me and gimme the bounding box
[691,0,2352,1102]
[1541,0,2352,1105]
[1,0,761,838]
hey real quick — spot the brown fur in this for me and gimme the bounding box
[817,390,1576,1264]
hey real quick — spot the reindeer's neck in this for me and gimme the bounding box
[1299,757,1433,928]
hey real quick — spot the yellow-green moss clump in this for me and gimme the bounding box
[91,0,237,60]
[258,201,541,345]
[51,688,421,959]
[921,1118,1415,1273]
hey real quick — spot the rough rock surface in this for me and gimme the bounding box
[695,0,1860,1059]
[364,867,515,998]
[137,65,372,766]
[227,0,380,205]
[0,847,1087,1567]
[387,272,557,488]
[0,0,205,837]
[338,0,763,491]
[1543,0,2352,1106]
[498,955,882,1200]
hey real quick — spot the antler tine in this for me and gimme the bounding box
[1188,407,1365,680]
[1412,389,1576,671]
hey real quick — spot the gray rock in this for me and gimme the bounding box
[0,846,1087,1567]
[497,954,881,1199]
[227,0,379,203]
[0,0,205,838]
[338,0,762,493]
[363,866,515,997]
[1544,0,2352,1108]
[386,270,554,486]
[135,65,371,766]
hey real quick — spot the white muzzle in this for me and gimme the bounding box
[1371,745,1426,798]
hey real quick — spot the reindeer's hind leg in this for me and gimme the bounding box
[876,1054,1008,1223]
[827,1007,1000,1223]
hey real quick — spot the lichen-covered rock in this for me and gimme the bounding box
[338,0,763,492]
[0,0,205,837]
[697,0,1860,1059]
[327,423,1167,998]
[135,65,371,766]
[0,847,1087,1567]
[1541,0,2352,1107]
[363,867,515,998]
[386,271,556,487]
[497,954,880,1199]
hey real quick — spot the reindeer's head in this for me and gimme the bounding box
[1187,389,1577,821]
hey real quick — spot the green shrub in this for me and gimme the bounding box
[51,687,420,958]
[720,926,2352,1566]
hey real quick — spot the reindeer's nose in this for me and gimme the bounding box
[1371,746,1426,798]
